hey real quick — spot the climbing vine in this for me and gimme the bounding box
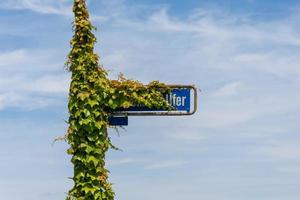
[66,0,170,199]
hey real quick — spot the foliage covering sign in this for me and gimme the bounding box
[65,0,170,199]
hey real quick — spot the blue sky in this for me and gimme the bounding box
[1,0,300,199]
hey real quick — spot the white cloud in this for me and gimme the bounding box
[232,53,270,63]
[0,49,28,67]
[108,158,146,166]
[168,131,206,141]
[149,9,192,32]
[145,160,187,170]
[258,142,300,160]
[0,0,72,16]
[214,82,243,97]
[0,49,68,110]
[108,157,188,170]
[23,75,69,94]
[198,109,256,128]
[148,8,300,46]
[0,49,63,73]
[110,6,300,49]
[0,92,60,110]
[93,7,300,89]
[0,180,70,200]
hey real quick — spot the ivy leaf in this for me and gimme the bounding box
[67,148,74,155]
[79,118,91,125]
[77,92,90,101]
[85,145,94,154]
[121,101,132,108]
[87,99,98,107]
[87,156,99,167]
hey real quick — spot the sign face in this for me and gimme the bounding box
[113,85,197,116]
[165,89,191,111]
[121,88,191,112]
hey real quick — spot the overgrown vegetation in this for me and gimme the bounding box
[66,0,170,199]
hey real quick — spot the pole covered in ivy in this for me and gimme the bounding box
[66,0,171,199]
[66,0,114,199]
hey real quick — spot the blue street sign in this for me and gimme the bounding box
[120,88,191,112]
[113,86,197,116]
[109,85,198,125]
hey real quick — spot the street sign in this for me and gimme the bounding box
[113,85,197,116]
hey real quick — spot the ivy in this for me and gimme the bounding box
[66,0,170,199]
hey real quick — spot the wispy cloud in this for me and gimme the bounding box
[22,75,69,94]
[214,82,243,97]
[145,160,187,170]
[0,49,63,72]
[0,92,61,110]
[108,157,187,170]
[0,49,68,110]
[0,0,72,16]
[98,6,300,80]
[167,131,206,141]
[112,7,300,46]
[258,141,300,160]
[108,158,147,166]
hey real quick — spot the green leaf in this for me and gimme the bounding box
[87,156,99,167]
[77,92,90,101]
[87,99,98,107]
[67,148,74,155]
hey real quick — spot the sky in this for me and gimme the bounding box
[1,0,300,199]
